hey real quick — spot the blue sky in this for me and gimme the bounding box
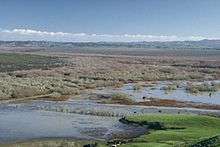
[0,0,220,42]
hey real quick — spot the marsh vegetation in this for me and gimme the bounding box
[0,48,220,147]
[0,50,219,102]
[0,53,65,72]
[186,82,220,93]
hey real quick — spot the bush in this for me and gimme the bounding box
[0,90,11,99]
[50,86,80,95]
[10,85,47,98]
[111,93,134,104]
[186,83,218,93]
[161,84,177,91]
[133,83,142,90]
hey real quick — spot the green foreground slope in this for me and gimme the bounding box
[120,114,220,147]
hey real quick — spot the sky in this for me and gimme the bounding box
[0,0,220,42]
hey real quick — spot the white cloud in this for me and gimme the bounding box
[0,28,214,42]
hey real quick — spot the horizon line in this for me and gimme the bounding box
[0,28,219,42]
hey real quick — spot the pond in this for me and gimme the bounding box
[0,101,147,144]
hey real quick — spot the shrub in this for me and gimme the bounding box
[186,83,218,93]
[133,83,142,90]
[50,86,80,95]
[111,93,134,104]
[0,90,11,99]
[10,85,47,98]
[161,84,177,91]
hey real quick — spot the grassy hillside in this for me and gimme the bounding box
[120,114,220,147]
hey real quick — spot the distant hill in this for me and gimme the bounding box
[0,40,220,50]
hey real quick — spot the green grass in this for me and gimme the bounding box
[0,53,65,72]
[120,114,220,147]
[120,142,171,147]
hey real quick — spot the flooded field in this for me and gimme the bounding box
[0,49,219,146]
[94,80,220,105]
[1,96,220,145]
[0,97,219,146]
[0,79,220,145]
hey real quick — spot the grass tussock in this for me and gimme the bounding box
[186,82,219,93]
[161,84,178,91]
[133,83,143,90]
[107,93,135,105]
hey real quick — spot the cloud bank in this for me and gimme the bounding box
[0,28,215,42]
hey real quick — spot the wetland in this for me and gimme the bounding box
[0,45,220,147]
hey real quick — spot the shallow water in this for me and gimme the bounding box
[95,80,220,105]
[1,80,220,144]
[1,99,220,144]
[0,101,147,144]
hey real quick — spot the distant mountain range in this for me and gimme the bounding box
[0,40,220,50]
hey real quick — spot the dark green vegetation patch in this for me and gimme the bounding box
[0,53,65,72]
[120,114,220,147]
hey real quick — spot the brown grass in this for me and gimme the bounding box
[0,51,219,101]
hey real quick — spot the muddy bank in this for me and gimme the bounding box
[97,92,220,110]
[137,98,220,110]
[6,98,220,117]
